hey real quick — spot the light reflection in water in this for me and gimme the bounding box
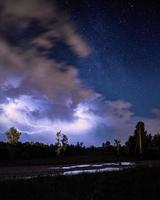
[1,162,135,181]
[48,162,135,171]
[63,167,121,175]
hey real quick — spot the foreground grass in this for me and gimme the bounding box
[0,166,160,200]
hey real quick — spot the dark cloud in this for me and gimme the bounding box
[0,0,91,56]
[0,0,93,105]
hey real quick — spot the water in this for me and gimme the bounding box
[63,167,121,175]
[0,162,135,181]
[48,162,135,170]
[48,162,135,176]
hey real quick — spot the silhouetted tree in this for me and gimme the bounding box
[153,133,160,151]
[55,131,62,155]
[114,139,121,155]
[61,134,68,152]
[126,121,149,155]
[102,141,111,148]
[55,131,68,155]
[135,122,147,154]
[76,142,84,148]
[6,127,21,144]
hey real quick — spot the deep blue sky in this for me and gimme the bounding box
[55,0,160,117]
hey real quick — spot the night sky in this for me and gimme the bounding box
[0,0,160,146]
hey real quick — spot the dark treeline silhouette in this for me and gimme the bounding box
[126,121,160,158]
[0,141,117,161]
[0,121,160,161]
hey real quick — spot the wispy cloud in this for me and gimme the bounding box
[0,0,91,56]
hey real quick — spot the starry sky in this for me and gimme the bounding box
[0,0,160,146]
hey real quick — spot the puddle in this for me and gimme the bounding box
[48,162,135,170]
[63,167,121,175]
[0,162,135,181]
[62,164,91,169]
[47,162,135,176]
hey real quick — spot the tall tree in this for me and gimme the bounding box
[55,131,62,155]
[55,131,68,155]
[61,134,68,151]
[126,121,148,155]
[6,127,21,144]
[135,121,147,154]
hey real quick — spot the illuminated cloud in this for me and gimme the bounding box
[0,94,160,145]
[0,95,103,137]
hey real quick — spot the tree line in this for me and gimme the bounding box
[1,121,160,161]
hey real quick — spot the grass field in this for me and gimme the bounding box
[0,166,159,200]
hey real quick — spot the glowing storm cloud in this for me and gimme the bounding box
[0,96,103,136]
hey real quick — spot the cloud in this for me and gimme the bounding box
[105,100,134,123]
[0,39,100,141]
[0,41,96,104]
[0,93,160,145]
[0,0,93,104]
[0,0,98,144]
[0,16,102,141]
[0,0,91,57]
[0,95,103,137]
[1,0,54,19]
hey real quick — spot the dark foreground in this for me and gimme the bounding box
[0,166,160,200]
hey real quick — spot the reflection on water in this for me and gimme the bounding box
[0,162,135,180]
[62,164,91,169]
[63,167,121,175]
[49,162,135,170]
[48,162,135,175]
